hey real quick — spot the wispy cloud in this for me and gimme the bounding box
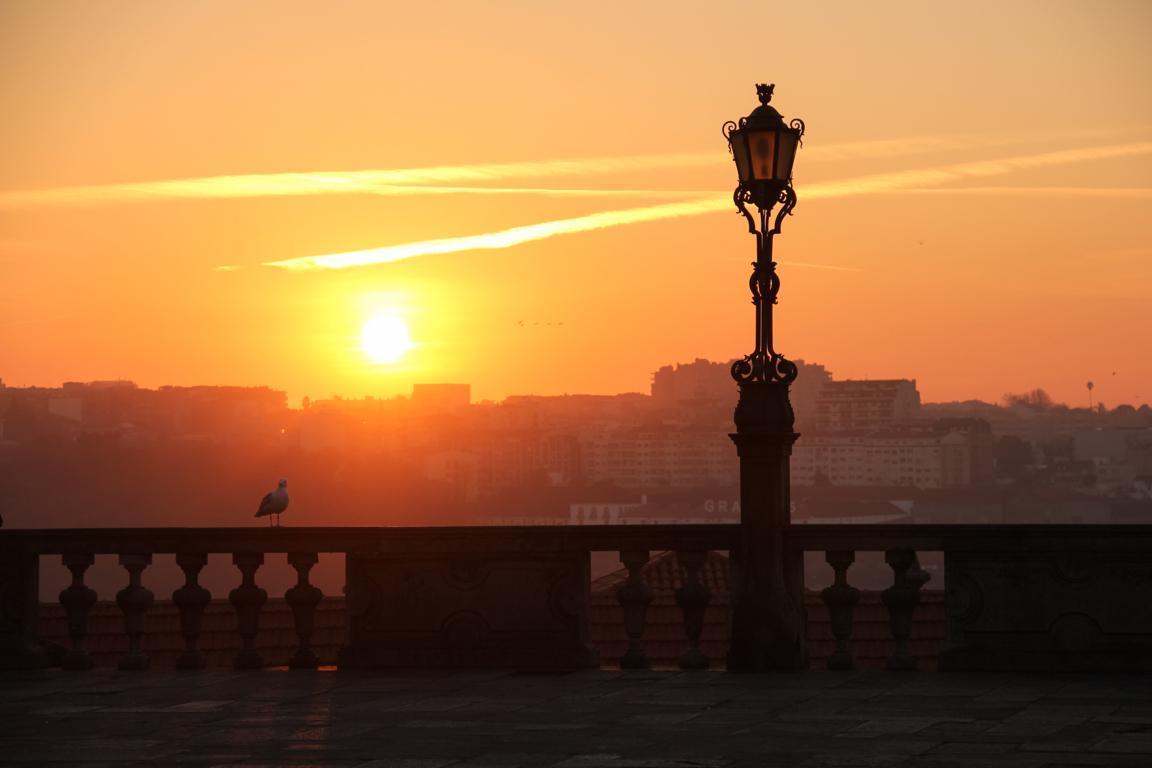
[265,142,1152,272]
[7,130,1140,208]
[359,185,722,199]
[0,155,722,207]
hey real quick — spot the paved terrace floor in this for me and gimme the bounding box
[2,669,1151,767]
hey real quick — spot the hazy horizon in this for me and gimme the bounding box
[1,361,1141,412]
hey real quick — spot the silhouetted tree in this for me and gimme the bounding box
[1002,388,1055,409]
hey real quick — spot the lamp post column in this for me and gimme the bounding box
[722,83,808,672]
[726,233,807,673]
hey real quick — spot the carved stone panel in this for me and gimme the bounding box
[0,547,47,669]
[940,549,1152,672]
[341,551,598,670]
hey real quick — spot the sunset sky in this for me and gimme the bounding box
[1,0,1150,407]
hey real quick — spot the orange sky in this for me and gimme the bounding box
[1,0,1150,407]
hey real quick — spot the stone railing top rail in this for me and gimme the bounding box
[789,523,1152,553]
[3,523,1151,556]
[0,523,739,555]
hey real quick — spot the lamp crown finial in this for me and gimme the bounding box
[756,83,775,106]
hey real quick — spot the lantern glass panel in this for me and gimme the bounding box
[730,131,751,183]
[775,131,799,182]
[749,129,778,181]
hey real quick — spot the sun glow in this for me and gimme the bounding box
[360,315,414,364]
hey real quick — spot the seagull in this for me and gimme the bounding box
[255,479,289,527]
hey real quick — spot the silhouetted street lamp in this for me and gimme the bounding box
[724,82,805,388]
[723,83,807,672]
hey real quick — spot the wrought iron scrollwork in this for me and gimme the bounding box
[733,186,756,234]
[730,181,799,386]
[770,186,797,236]
[731,338,799,387]
[733,185,798,242]
[722,117,750,143]
[731,349,798,385]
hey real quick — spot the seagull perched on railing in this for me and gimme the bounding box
[255,479,289,527]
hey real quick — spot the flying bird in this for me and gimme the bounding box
[255,479,289,527]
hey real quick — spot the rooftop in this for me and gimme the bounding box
[4,667,1151,767]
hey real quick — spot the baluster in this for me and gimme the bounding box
[883,547,931,671]
[821,550,860,670]
[173,553,211,669]
[229,552,267,669]
[615,550,652,669]
[286,552,323,669]
[58,553,97,670]
[115,554,154,670]
[675,550,712,670]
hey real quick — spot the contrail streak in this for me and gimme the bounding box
[871,186,1152,198]
[265,142,1152,272]
[264,198,730,270]
[6,129,1140,207]
[801,142,1152,200]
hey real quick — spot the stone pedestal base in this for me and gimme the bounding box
[727,380,806,672]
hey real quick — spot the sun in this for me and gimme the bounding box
[360,314,414,364]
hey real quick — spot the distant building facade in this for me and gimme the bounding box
[793,421,992,488]
[423,449,481,502]
[583,426,736,489]
[650,357,830,427]
[814,379,920,430]
[0,380,288,443]
[1074,427,1152,493]
[651,358,733,406]
[472,432,581,491]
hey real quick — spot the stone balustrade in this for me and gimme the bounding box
[792,524,1152,672]
[2,523,1151,672]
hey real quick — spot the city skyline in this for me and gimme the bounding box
[5,354,1147,535]
[2,358,1146,411]
[2,1,1150,407]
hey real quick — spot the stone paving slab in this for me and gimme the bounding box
[1,669,1150,767]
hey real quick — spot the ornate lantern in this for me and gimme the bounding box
[723,83,805,387]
